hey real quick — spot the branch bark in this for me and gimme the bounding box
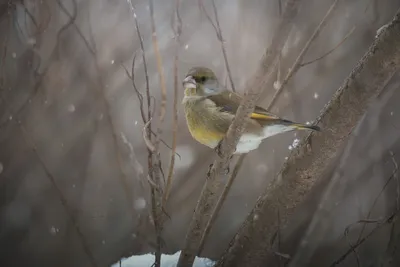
[214,8,400,267]
[177,0,302,266]
[197,0,344,254]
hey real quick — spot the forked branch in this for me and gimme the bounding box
[177,0,303,266]
[215,8,400,267]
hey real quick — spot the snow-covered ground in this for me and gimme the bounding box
[111,251,215,267]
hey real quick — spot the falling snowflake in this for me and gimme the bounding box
[292,138,300,148]
[134,198,146,210]
[390,111,394,116]
[273,80,282,90]
[27,38,36,45]
[288,138,300,150]
[134,121,138,125]
[0,162,3,174]
[313,92,319,99]
[49,226,59,235]
[11,52,16,58]
[111,60,115,65]
[184,44,189,50]
[67,104,75,112]
[376,24,388,38]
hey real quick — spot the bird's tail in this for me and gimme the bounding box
[290,122,321,132]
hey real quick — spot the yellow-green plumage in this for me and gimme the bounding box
[182,67,320,154]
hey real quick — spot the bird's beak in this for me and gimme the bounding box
[182,75,196,89]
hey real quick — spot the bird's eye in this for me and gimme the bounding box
[200,76,207,82]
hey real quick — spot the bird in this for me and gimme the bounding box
[181,66,320,155]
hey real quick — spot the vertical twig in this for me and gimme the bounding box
[199,0,235,92]
[148,0,169,265]
[126,1,161,266]
[163,0,181,203]
[197,155,244,254]
[18,125,98,267]
[58,0,136,221]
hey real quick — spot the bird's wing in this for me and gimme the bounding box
[206,91,280,121]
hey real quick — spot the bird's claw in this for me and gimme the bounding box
[214,141,224,158]
[207,163,213,177]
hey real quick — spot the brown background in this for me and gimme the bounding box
[1,0,400,266]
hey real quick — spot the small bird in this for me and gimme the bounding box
[182,67,320,155]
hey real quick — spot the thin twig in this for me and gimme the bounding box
[143,119,156,153]
[58,0,137,229]
[163,0,182,203]
[331,213,398,266]
[300,26,356,67]
[0,11,9,90]
[121,62,181,158]
[197,155,244,254]
[148,0,168,265]
[355,152,398,244]
[268,0,340,109]
[210,0,235,92]
[198,0,236,92]
[0,2,96,264]
[0,104,98,267]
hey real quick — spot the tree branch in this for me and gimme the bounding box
[268,0,340,108]
[215,8,400,267]
[177,0,303,266]
[163,0,182,203]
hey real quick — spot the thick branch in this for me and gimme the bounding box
[215,8,400,267]
[176,1,302,266]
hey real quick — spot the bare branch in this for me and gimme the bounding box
[355,151,398,244]
[331,212,398,266]
[198,0,236,92]
[216,8,400,267]
[149,0,167,125]
[177,0,303,266]
[300,26,356,67]
[164,0,182,203]
[197,0,341,255]
[148,0,170,265]
[268,0,340,109]
[197,155,245,254]
[143,118,156,153]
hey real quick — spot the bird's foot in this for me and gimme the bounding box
[207,163,213,177]
[214,140,224,158]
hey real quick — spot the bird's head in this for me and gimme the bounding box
[182,67,219,97]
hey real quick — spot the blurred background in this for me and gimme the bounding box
[1,0,400,266]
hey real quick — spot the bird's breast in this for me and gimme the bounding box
[183,101,225,148]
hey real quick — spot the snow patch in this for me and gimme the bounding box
[111,251,215,267]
